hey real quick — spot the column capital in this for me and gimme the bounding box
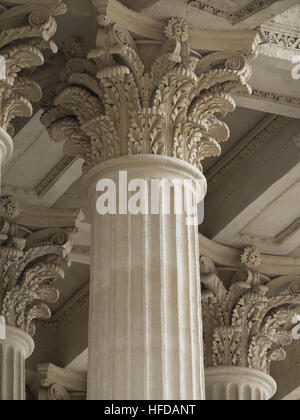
[0,1,66,137]
[0,194,74,337]
[41,3,253,174]
[200,246,300,376]
[4,325,35,359]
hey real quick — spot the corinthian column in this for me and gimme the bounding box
[0,196,73,400]
[0,326,34,400]
[201,246,300,401]
[41,1,254,400]
[0,0,66,181]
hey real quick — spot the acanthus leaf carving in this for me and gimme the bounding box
[200,248,300,375]
[0,195,73,337]
[41,13,252,173]
[0,1,66,133]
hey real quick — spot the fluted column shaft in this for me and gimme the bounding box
[0,128,13,187]
[82,155,207,400]
[0,326,34,400]
[205,367,277,401]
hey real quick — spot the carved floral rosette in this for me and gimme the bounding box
[0,195,72,337]
[0,0,66,136]
[41,15,252,173]
[200,248,300,375]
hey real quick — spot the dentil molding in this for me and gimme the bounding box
[40,233,300,333]
[0,195,77,336]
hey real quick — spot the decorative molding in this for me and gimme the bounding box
[63,192,83,201]
[92,0,261,55]
[206,114,289,190]
[188,0,279,24]
[30,363,86,400]
[0,195,74,336]
[200,250,300,375]
[35,156,78,197]
[72,245,91,257]
[217,137,291,206]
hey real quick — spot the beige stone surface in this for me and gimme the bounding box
[0,0,300,401]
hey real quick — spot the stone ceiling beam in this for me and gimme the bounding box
[235,93,300,119]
